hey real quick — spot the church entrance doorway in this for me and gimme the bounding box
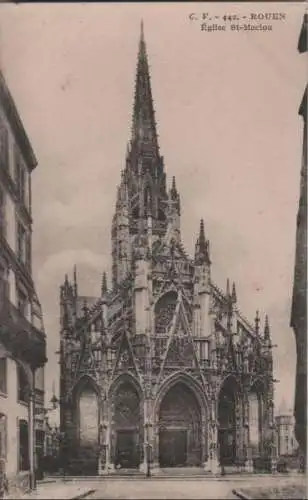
[77,380,99,475]
[158,382,202,467]
[159,429,187,467]
[113,382,141,469]
[218,377,238,466]
[116,430,139,469]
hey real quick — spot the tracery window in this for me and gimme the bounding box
[114,383,140,428]
[155,291,178,334]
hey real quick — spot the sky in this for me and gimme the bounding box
[0,2,306,421]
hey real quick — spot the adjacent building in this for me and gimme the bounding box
[0,69,47,490]
[290,13,307,469]
[275,400,297,458]
[59,24,276,476]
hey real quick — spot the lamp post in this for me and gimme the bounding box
[44,391,68,478]
[28,366,36,491]
[99,422,108,474]
[144,423,152,478]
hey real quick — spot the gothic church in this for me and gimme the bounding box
[59,24,275,475]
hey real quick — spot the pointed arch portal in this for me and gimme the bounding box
[248,379,265,457]
[75,378,99,475]
[158,382,202,467]
[218,377,239,466]
[112,380,142,469]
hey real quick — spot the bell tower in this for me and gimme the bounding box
[111,22,170,288]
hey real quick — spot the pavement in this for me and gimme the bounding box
[6,472,305,500]
[6,479,95,500]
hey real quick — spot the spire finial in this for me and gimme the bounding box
[170,176,178,200]
[73,265,78,296]
[101,272,108,296]
[83,299,88,318]
[264,314,270,339]
[140,19,144,41]
[226,278,230,297]
[199,218,206,247]
[231,282,237,303]
[255,310,260,335]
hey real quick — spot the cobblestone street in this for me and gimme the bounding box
[9,473,304,499]
[79,478,239,499]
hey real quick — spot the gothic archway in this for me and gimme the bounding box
[248,379,265,457]
[75,378,100,475]
[112,381,142,469]
[218,377,239,466]
[158,382,202,467]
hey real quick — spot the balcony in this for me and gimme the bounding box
[0,296,47,369]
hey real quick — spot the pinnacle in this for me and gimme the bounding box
[264,313,270,339]
[101,272,108,296]
[231,282,237,303]
[170,176,178,200]
[194,219,210,266]
[73,265,78,296]
[255,309,260,335]
[199,218,206,246]
[226,278,230,297]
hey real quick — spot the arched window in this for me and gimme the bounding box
[155,291,178,334]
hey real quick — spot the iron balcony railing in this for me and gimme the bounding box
[0,294,46,368]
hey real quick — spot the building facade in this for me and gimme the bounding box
[291,13,307,468]
[59,25,275,476]
[275,401,297,458]
[0,69,47,490]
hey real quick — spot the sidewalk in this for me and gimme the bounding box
[7,479,95,500]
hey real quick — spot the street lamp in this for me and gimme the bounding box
[99,422,108,474]
[144,423,152,478]
[45,392,69,478]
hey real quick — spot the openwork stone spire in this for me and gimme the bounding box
[131,21,159,155]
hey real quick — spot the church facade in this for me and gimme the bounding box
[59,25,275,475]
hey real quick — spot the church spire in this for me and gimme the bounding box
[131,21,159,154]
